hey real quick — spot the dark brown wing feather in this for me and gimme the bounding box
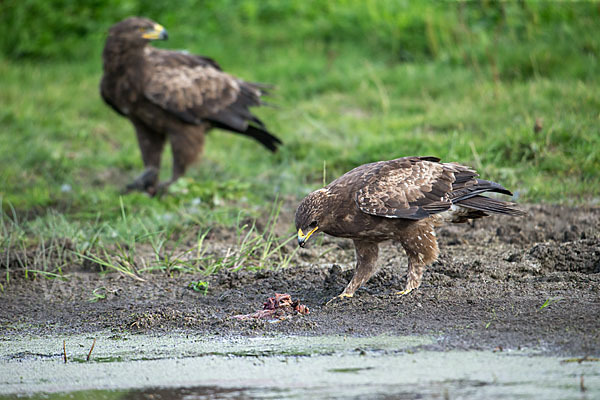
[356,157,485,220]
[149,48,223,70]
[355,157,523,220]
[143,49,255,126]
[355,157,452,220]
[142,48,281,150]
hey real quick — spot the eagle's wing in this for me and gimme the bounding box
[142,48,265,132]
[355,157,478,220]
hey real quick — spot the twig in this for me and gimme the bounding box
[580,374,586,392]
[87,338,96,361]
[62,340,67,363]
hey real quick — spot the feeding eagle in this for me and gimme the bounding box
[295,156,526,303]
[101,17,281,195]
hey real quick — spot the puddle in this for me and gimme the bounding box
[0,333,598,399]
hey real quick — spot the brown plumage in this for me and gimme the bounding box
[100,17,281,195]
[295,156,526,302]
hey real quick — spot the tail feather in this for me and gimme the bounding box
[475,179,513,196]
[240,124,282,152]
[251,115,266,129]
[450,179,513,202]
[210,121,282,152]
[457,195,526,217]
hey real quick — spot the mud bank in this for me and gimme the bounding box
[1,204,599,355]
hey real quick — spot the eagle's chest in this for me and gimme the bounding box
[103,75,142,113]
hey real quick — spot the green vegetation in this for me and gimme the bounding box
[188,280,209,295]
[538,296,561,311]
[1,1,599,282]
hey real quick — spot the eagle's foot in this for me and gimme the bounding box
[124,168,159,195]
[147,178,178,198]
[154,179,176,196]
[325,292,353,306]
[395,287,415,297]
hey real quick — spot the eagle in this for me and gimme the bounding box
[295,156,526,303]
[100,17,282,195]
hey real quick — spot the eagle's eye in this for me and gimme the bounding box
[309,221,318,229]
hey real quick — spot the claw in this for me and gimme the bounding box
[154,179,175,197]
[395,288,414,296]
[325,293,353,306]
[124,168,159,195]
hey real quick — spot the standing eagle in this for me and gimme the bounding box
[101,17,281,195]
[295,156,526,303]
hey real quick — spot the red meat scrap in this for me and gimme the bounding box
[233,293,309,321]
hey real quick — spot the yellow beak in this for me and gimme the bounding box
[142,24,168,40]
[297,226,318,247]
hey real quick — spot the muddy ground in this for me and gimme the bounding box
[1,204,599,356]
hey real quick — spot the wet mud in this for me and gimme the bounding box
[1,204,599,355]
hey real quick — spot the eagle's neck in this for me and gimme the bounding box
[102,38,148,76]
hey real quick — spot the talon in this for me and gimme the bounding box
[154,180,174,196]
[396,288,414,296]
[124,168,159,195]
[325,293,353,306]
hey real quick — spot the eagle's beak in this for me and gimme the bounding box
[143,24,168,40]
[297,227,318,248]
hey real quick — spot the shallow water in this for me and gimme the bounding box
[0,332,598,399]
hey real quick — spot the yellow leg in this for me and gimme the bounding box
[325,292,353,306]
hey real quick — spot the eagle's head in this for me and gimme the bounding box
[295,188,333,248]
[107,17,168,46]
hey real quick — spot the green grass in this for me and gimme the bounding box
[1,1,599,283]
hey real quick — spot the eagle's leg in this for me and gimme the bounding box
[126,121,166,195]
[397,256,426,296]
[160,128,206,193]
[326,240,379,305]
[396,221,440,296]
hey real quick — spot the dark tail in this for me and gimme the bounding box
[449,179,513,202]
[457,195,527,217]
[242,124,282,152]
[211,121,282,152]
